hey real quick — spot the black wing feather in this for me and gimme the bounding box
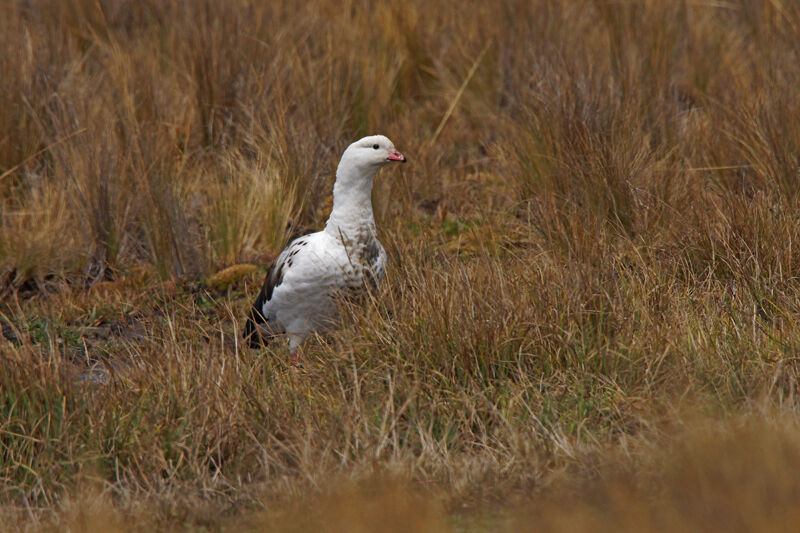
[243,242,298,347]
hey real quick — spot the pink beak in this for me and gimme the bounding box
[387,149,407,163]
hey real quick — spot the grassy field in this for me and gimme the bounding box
[2,0,800,530]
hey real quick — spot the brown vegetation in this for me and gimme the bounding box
[2,0,800,530]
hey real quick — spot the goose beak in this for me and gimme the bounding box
[387,149,407,163]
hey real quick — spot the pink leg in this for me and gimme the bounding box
[288,336,303,366]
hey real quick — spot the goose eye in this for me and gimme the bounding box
[372,144,380,150]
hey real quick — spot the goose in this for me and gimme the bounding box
[244,135,406,363]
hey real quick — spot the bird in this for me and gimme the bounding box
[244,134,407,363]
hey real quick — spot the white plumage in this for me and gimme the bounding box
[244,135,406,361]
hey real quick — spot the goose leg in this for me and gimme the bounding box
[288,335,304,366]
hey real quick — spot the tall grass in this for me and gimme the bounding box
[2,0,800,530]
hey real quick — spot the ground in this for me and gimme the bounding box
[2,1,800,531]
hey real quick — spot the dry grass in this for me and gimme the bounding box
[2,0,800,530]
